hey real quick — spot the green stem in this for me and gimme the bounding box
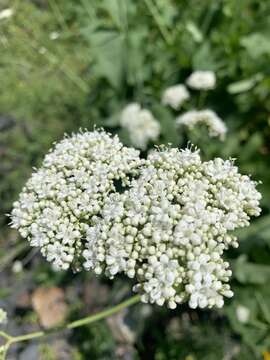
[0,295,140,358]
[48,0,69,33]
[10,331,44,344]
[68,294,140,329]
[143,0,173,45]
[0,331,12,341]
[197,91,207,109]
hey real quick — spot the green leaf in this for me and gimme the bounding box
[227,73,263,94]
[151,103,179,147]
[235,215,270,241]
[241,33,270,59]
[192,42,217,71]
[101,0,123,28]
[89,31,125,88]
[126,29,149,85]
[233,255,270,285]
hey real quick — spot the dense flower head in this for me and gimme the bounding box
[82,147,261,309]
[186,71,216,90]
[120,103,160,150]
[176,109,227,140]
[162,84,190,110]
[10,130,143,270]
[11,130,261,310]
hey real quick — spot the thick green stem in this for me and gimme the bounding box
[0,331,12,341]
[0,294,141,358]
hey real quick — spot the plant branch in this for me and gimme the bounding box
[68,293,140,329]
[0,294,140,359]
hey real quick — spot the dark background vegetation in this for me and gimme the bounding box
[1,0,270,359]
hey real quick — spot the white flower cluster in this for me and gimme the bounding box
[236,305,250,323]
[11,130,261,310]
[0,8,14,20]
[120,103,160,150]
[0,309,7,325]
[161,71,227,140]
[186,71,216,90]
[10,130,143,270]
[176,110,227,140]
[162,84,190,110]
[82,146,261,309]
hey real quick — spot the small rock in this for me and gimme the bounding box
[31,287,68,329]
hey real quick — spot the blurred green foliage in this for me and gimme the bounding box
[1,0,270,358]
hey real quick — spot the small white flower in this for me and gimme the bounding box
[12,260,23,274]
[39,47,47,54]
[0,309,7,325]
[176,109,227,140]
[162,84,190,110]
[0,8,14,20]
[49,31,60,40]
[186,71,216,90]
[120,103,160,150]
[236,305,250,323]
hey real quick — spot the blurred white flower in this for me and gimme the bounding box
[186,71,216,90]
[39,47,47,55]
[120,103,160,150]
[176,109,227,140]
[0,8,14,20]
[50,32,60,40]
[12,260,23,274]
[236,305,250,323]
[0,309,7,325]
[162,84,190,110]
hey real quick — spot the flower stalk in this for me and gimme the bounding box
[0,294,140,359]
